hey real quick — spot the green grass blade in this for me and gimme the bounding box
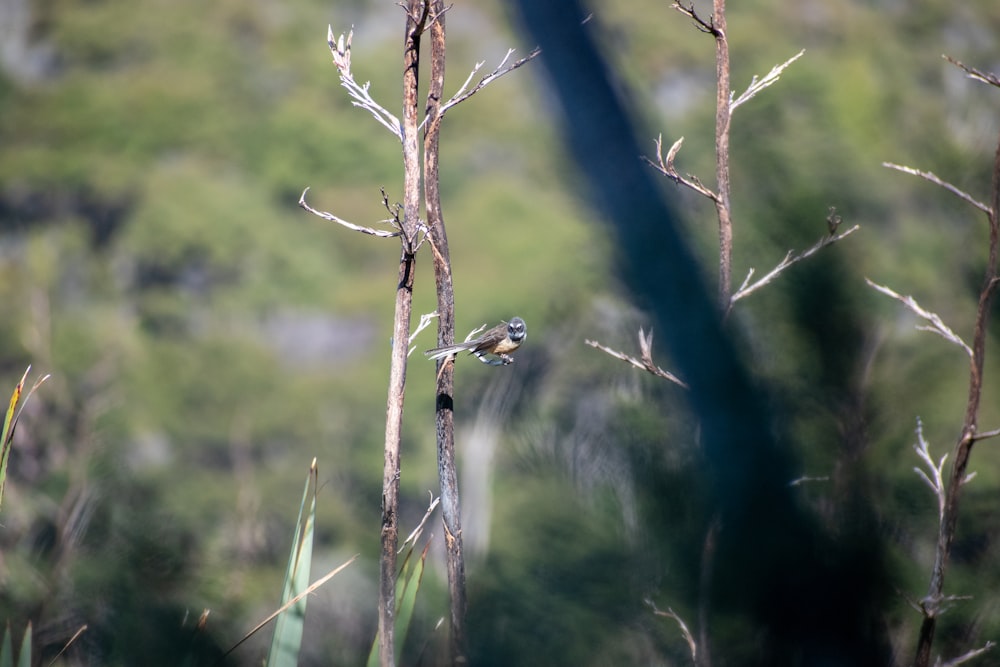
[0,369,28,512]
[393,541,428,660]
[265,459,318,667]
[0,624,12,667]
[14,623,30,667]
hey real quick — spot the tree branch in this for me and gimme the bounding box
[437,47,541,118]
[865,278,972,357]
[730,49,805,112]
[883,162,992,215]
[298,188,402,238]
[729,223,861,308]
[644,135,720,202]
[585,328,688,388]
[943,54,1000,89]
[911,129,1000,667]
[328,27,404,141]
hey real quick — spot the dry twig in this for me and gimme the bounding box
[943,55,1000,89]
[299,188,402,238]
[730,50,805,112]
[729,223,861,307]
[883,163,991,215]
[585,328,688,388]
[328,27,403,140]
[865,279,972,357]
[436,47,541,118]
[646,598,698,662]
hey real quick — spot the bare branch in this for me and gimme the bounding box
[941,641,996,667]
[437,47,541,117]
[299,188,401,238]
[643,135,720,202]
[943,54,1000,89]
[883,162,992,215]
[399,493,440,553]
[645,598,697,662]
[728,223,861,306]
[407,311,440,356]
[913,418,947,524]
[671,2,718,35]
[972,426,1000,442]
[585,328,688,388]
[865,278,972,356]
[328,26,404,140]
[730,49,805,112]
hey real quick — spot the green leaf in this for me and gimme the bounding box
[0,368,28,513]
[0,624,12,667]
[265,459,318,667]
[15,624,30,667]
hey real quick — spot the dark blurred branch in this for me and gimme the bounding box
[509,1,889,662]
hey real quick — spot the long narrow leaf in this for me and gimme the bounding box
[0,624,12,667]
[0,368,28,512]
[266,459,318,667]
[394,540,429,659]
[15,623,30,667]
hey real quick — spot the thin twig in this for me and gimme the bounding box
[672,2,719,36]
[328,27,404,140]
[941,641,996,667]
[730,50,805,112]
[943,55,1000,89]
[585,328,688,388]
[728,224,861,306]
[400,492,440,553]
[883,163,992,215]
[436,47,541,118]
[222,555,358,660]
[644,135,720,202]
[299,188,402,238]
[646,598,697,662]
[865,278,972,357]
[913,418,948,524]
[407,312,439,356]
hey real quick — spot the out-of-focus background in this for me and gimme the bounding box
[1,0,999,664]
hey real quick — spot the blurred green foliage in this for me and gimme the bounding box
[0,0,999,664]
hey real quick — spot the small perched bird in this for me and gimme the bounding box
[425,317,527,366]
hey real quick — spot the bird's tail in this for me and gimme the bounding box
[424,342,476,360]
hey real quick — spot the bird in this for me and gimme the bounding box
[425,317,527,365]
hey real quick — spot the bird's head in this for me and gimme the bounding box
[507,317,527,342]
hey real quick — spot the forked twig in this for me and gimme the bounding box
[865,278,972,357]
[299,188,402,238]
[943,54,1000,89]
[586,328,688,388]
[328,27,404,140]
[730,50,805,112]
[437,48,541,119]
[645,597,697,662]
[729,223,861,307]
[941,641,996,667]
[644,135,720,202]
